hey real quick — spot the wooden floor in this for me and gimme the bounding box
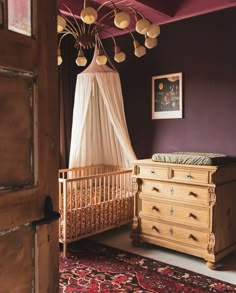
[91,224,236,285]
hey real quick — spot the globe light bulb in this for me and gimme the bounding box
[114,11,130,29]
[136,18,150,35]
[147,24,160,38]
[57,15,66,33]
[145,37,158,49]
[81,7,98,24]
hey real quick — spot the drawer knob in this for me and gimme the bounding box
[188,191,197,197]
[152,187,159,192]
[188,212,196,219]
[169,227,173,236]
[152,226,159,233]
[170,187,174,195]
[151,169,155,174]
[187,173,193,179]
[188,234,197,241]
[152,206,159,212]
[169,207,174,215]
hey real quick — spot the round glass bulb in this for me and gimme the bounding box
[96,55,107,65]
[114,51,126,63]
[147,24,160,38]
[145,37,158,49]
[76,56,87,66]
[57,56,63,66]
[81,7,98,24]
[135,18,150,35]
[57,15,66,33]
[114,11,130,29]
[134,45,146,58]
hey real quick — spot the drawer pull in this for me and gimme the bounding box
[152,206,159,212]
[188,234,197,241]
[187,173,193,179]
[169,227,173,236]
[152,187,159,192]
[188,191,197,197]
[169,207,174,215]
[188,212,197,219]
[170,187,174,195]
[151,169,155,174]
[152,226,160,233]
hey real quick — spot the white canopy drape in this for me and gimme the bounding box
[69,62,137,168]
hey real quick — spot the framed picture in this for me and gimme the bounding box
[152,72,183,119]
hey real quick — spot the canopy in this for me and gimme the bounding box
[69,55,137,168]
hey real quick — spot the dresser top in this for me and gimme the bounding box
[131,159,219,170]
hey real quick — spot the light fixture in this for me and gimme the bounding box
[57,48,63,65]
[114,45,126,63]
[147,24,160,38]
[57,1,161,67]
[81,6,98,24]
[135,18,150,35]
[57,15,66,33]
[133,39,146,58]
[96,47,108,65]
[114,11,131,29]
[145,37,158,49]
[76,48,87,66]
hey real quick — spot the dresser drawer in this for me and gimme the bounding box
[141,180,210,206]
[171,168,209,184]
[135,165,169,180]
[141,218,208,249]
[140,199,209,228]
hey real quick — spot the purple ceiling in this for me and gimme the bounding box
[58,0,236,36]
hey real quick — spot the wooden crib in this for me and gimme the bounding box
[59,165,134,256]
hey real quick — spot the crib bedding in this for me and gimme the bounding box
[60,185,132,209]
[59,197,133,241]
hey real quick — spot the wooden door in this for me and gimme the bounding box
[0,0,58,292]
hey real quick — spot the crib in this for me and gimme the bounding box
[59,165,134,256]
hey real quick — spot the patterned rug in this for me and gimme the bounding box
[59,240,236,292]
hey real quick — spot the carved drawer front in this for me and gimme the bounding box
[140,199,209,228]
[171,168,209,184]
[136,166,169,180]
[141,180,210,206]
[141,218,208,249]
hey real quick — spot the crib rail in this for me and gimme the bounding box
[59,165,134,256]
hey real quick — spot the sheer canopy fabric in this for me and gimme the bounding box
[69,70,136,168]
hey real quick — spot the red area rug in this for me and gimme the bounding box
[59,240,236,292]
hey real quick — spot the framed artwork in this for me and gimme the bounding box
[152,72,183,119]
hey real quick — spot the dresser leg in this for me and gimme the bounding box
[206,261,217,270]
[131,238,142,247]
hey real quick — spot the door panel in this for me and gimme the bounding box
[0,225,34,293]
[0,69,35,188]
[0,0,58,292]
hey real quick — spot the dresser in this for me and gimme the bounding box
[131,159,236,269]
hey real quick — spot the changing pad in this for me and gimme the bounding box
[151,152,233,165]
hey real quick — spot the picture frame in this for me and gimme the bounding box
[152,72,183,119]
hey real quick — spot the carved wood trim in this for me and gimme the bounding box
[207,233,216,254]
[208,187,216,206]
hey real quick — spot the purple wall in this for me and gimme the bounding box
[114,7,236,159]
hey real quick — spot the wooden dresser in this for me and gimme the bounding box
[131,159,236,268]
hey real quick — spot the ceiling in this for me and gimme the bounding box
[58,0,236,37]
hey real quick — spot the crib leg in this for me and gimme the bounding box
[63,242,67,257]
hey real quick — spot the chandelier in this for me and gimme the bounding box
[57,0,161,67]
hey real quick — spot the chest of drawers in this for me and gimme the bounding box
[131,159,236,269]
